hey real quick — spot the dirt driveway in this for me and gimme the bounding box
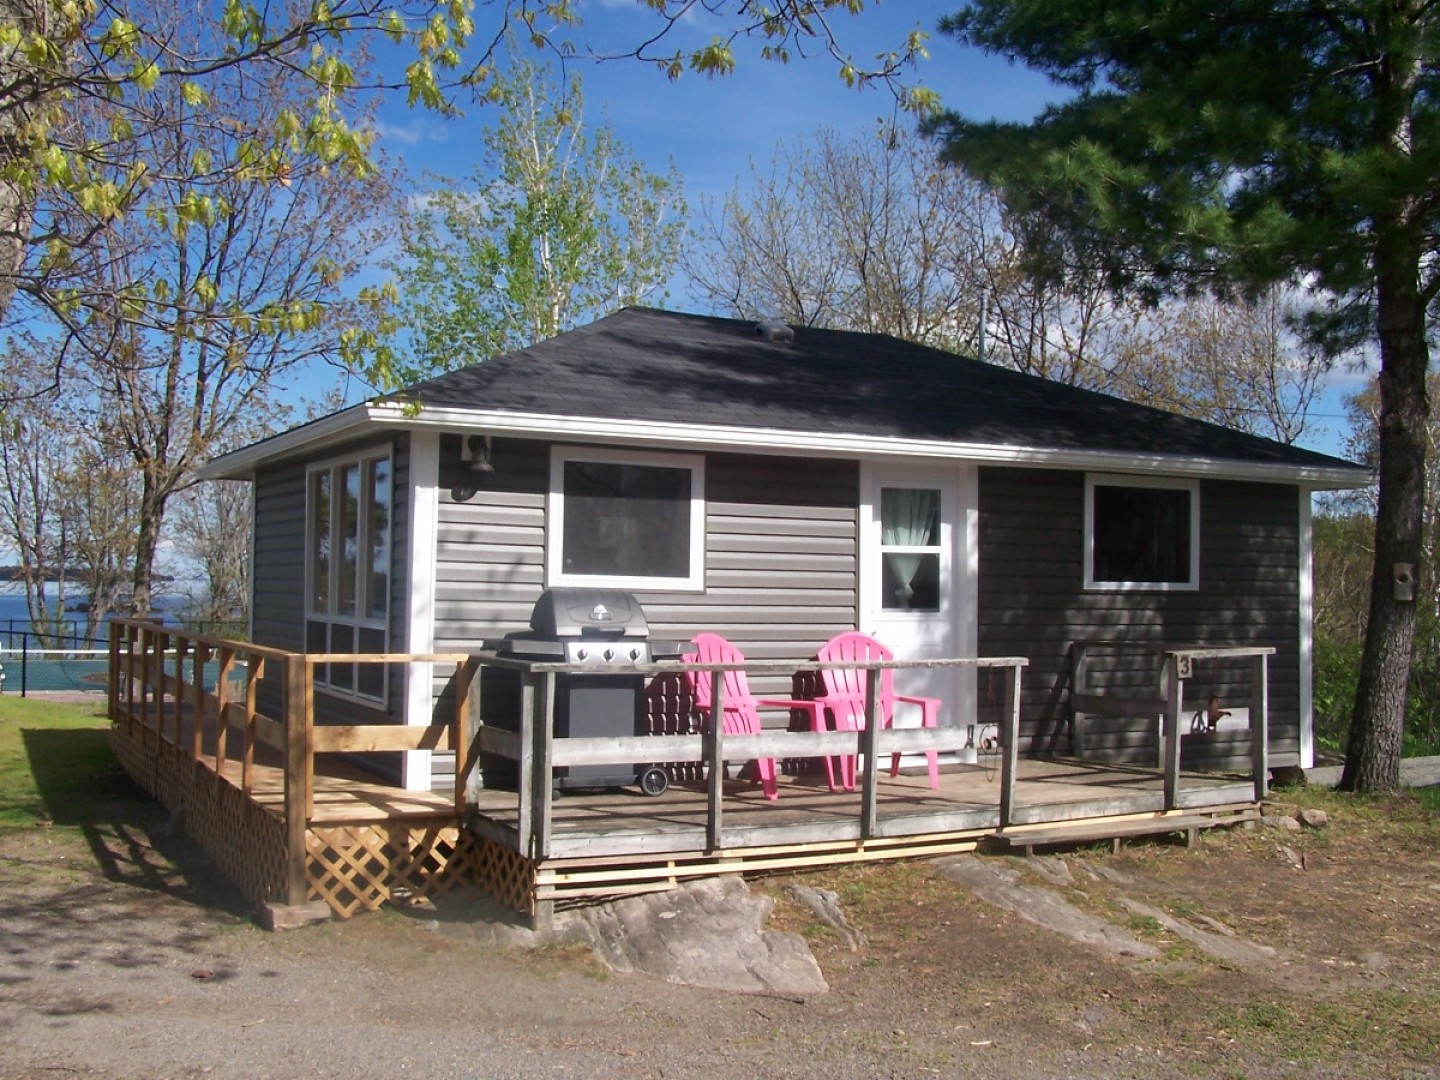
[1,788,1438,1080]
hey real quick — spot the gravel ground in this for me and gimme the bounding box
[2,767,1438,1079]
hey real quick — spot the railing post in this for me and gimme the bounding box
[516,674,535,857]
[1162,653,1184,810]
[858,661,881,840]
[531,671,555,860]
[137,625,150,734]
[168,631,184,746]
[706,669,726,852]
[20,633,27,698]
[454,656,483,816]
[190,639,208,760]
[242,657,262,796]
[108,621,121,723]
[283,654,310,906]
[214,646,234,775]
[1070,642,1088,756]
[999,661,1021,828]
[124,623,137,734]
[1250,653,1270,800]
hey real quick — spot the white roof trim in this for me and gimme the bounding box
[196,403,380,478]
[198,399,1372,489]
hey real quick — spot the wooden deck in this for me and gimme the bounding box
[104,619,1269,923]
[470,759,1256,859]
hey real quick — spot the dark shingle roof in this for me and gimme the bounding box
[399,307,1357,471]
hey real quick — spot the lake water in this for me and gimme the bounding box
[0,587,187,645]
[0,587,216,694]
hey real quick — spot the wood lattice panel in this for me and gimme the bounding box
[185,770,288,908]
[110,723,158,798]
[306,821,491,919]
[471,834,537,915]
[113,722,288,909]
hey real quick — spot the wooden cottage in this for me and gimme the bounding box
[127,306,1367,921]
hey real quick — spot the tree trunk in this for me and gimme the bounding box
[129,476,167,619]
[0,0,49,324]
[1341,237,1430,793]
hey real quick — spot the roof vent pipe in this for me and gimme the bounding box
[755,319,795,343]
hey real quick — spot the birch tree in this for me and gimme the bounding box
[378,57,686,380]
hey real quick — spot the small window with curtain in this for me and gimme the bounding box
[305,448,392,700]
[880,487,942,611]
[1084,475,1199,590]
[548,447,705,591]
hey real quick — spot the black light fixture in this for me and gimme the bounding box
[464,434,495,473]
[450,434,494,502]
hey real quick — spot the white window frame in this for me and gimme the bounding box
[547,445,706,592]
[1083,473,1200,592]
[304,445,394,704]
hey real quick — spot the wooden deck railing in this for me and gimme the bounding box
[108,619,474,905]
[109,621,1053,888]
[465,653,1029,861]
[1069,640,1272,806]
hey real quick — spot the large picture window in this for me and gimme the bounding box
[306,449,392,699]
[548,447,705,591]
[1084,475,1199,590]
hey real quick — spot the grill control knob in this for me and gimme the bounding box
[603,648,615,661]
[576,647,589,661]
[629,647,641,662]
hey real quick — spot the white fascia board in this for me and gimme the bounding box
[195,404,381,479]
[375,404,1374,490]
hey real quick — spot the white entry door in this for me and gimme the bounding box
[860,464,977,751]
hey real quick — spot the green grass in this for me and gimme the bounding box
[1214,990,1440,1066]
[1409,784,1440,813]
[0,696,139,830]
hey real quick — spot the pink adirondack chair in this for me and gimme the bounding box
[816,631,941,791]
[684,633,828,800]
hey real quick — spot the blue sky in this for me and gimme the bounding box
[342,2,1365,457]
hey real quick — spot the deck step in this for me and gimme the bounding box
[987,807,1259,855]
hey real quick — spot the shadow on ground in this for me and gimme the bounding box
[19,726,252,921]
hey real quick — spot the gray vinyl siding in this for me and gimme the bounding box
[637,452,858,701]
[976,467,1301,763]
[429,439,858,725]
[251,461,307,653]
[247,436,410,752]
[249,460,305,721]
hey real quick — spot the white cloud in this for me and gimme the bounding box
[368,118,426,147]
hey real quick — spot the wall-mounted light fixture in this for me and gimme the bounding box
[450,434,494,502]
[463,434,494,474]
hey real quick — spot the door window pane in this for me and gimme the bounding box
[882,552,940,611]
[880,487,942,611]
[881,488,940,546]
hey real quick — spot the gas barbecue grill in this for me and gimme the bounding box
[483,588,691,795]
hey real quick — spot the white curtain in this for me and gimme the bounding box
[881,488,939,603]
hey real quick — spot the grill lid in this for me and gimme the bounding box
[529,588,648,639]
